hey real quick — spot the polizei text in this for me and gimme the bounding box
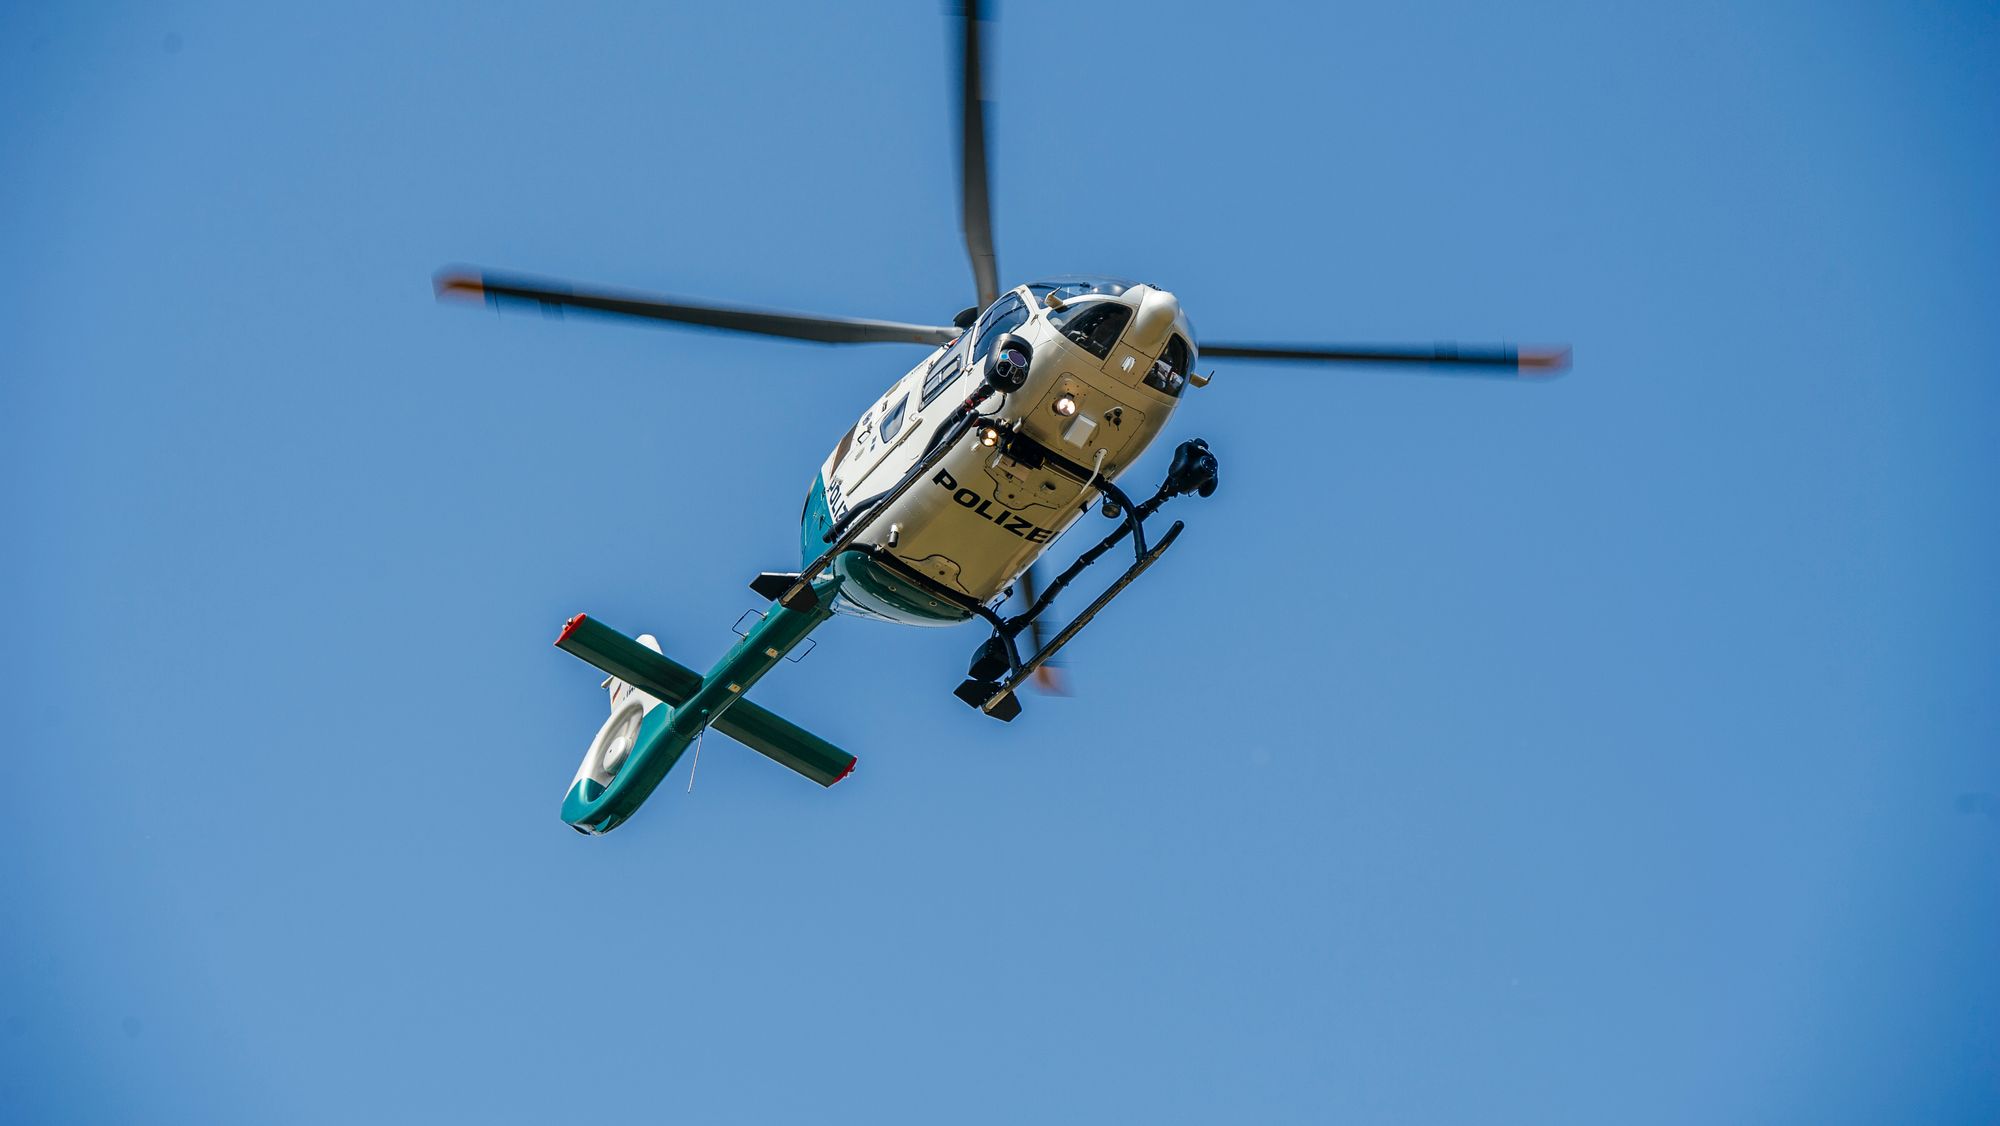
[931,469,1055,543]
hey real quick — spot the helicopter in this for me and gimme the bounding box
[435,3,1570,835]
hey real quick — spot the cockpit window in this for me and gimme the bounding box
[921,334,967,405]
[1050,300,1132,360]
[879,392,910,443]
[1145,333,1192,398]
[971,294,1030,366]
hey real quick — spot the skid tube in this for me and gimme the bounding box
[954,437,1218,721]
[954,478,1188,722]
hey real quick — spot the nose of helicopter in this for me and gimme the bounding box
[1124,285,1185,357]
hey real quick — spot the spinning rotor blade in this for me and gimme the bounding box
[1017,564,1066,694]
[435,269,958,347]
[1197,341,1572,376]
[956,1,1000,311]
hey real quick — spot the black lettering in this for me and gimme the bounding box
[930,470,1056,541]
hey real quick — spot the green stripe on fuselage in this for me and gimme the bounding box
[802,473,970,627]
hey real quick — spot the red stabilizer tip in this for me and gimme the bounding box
[832,758,858,785]
[556,613,588,645]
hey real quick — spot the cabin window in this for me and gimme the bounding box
[1050,300,1131,360]
[1145,334,1192,398]
[921,335,968,405]
[971,295,1030,366]
[879,392,910,443]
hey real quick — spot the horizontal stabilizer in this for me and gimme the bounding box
[750,571,803,602]
[557,615,856,787]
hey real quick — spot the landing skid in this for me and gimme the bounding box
[954,518,1183,721]
[954,437,1219,721]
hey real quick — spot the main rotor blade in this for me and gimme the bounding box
[435,269,957,347]
[956,1,1000,311]
[1017,564,1066,695]
[1197,341,1572,376]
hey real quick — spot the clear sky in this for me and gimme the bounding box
[5,2,1997,1123]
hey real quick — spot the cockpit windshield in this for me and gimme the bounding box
[1049,300,1131,360]
[1026,275,1138,303]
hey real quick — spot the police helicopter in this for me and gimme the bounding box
[435,3,1571,835]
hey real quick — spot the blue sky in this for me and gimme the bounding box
[5,2,1997,1122]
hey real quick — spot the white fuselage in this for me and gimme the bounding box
[810,279,1197,624]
